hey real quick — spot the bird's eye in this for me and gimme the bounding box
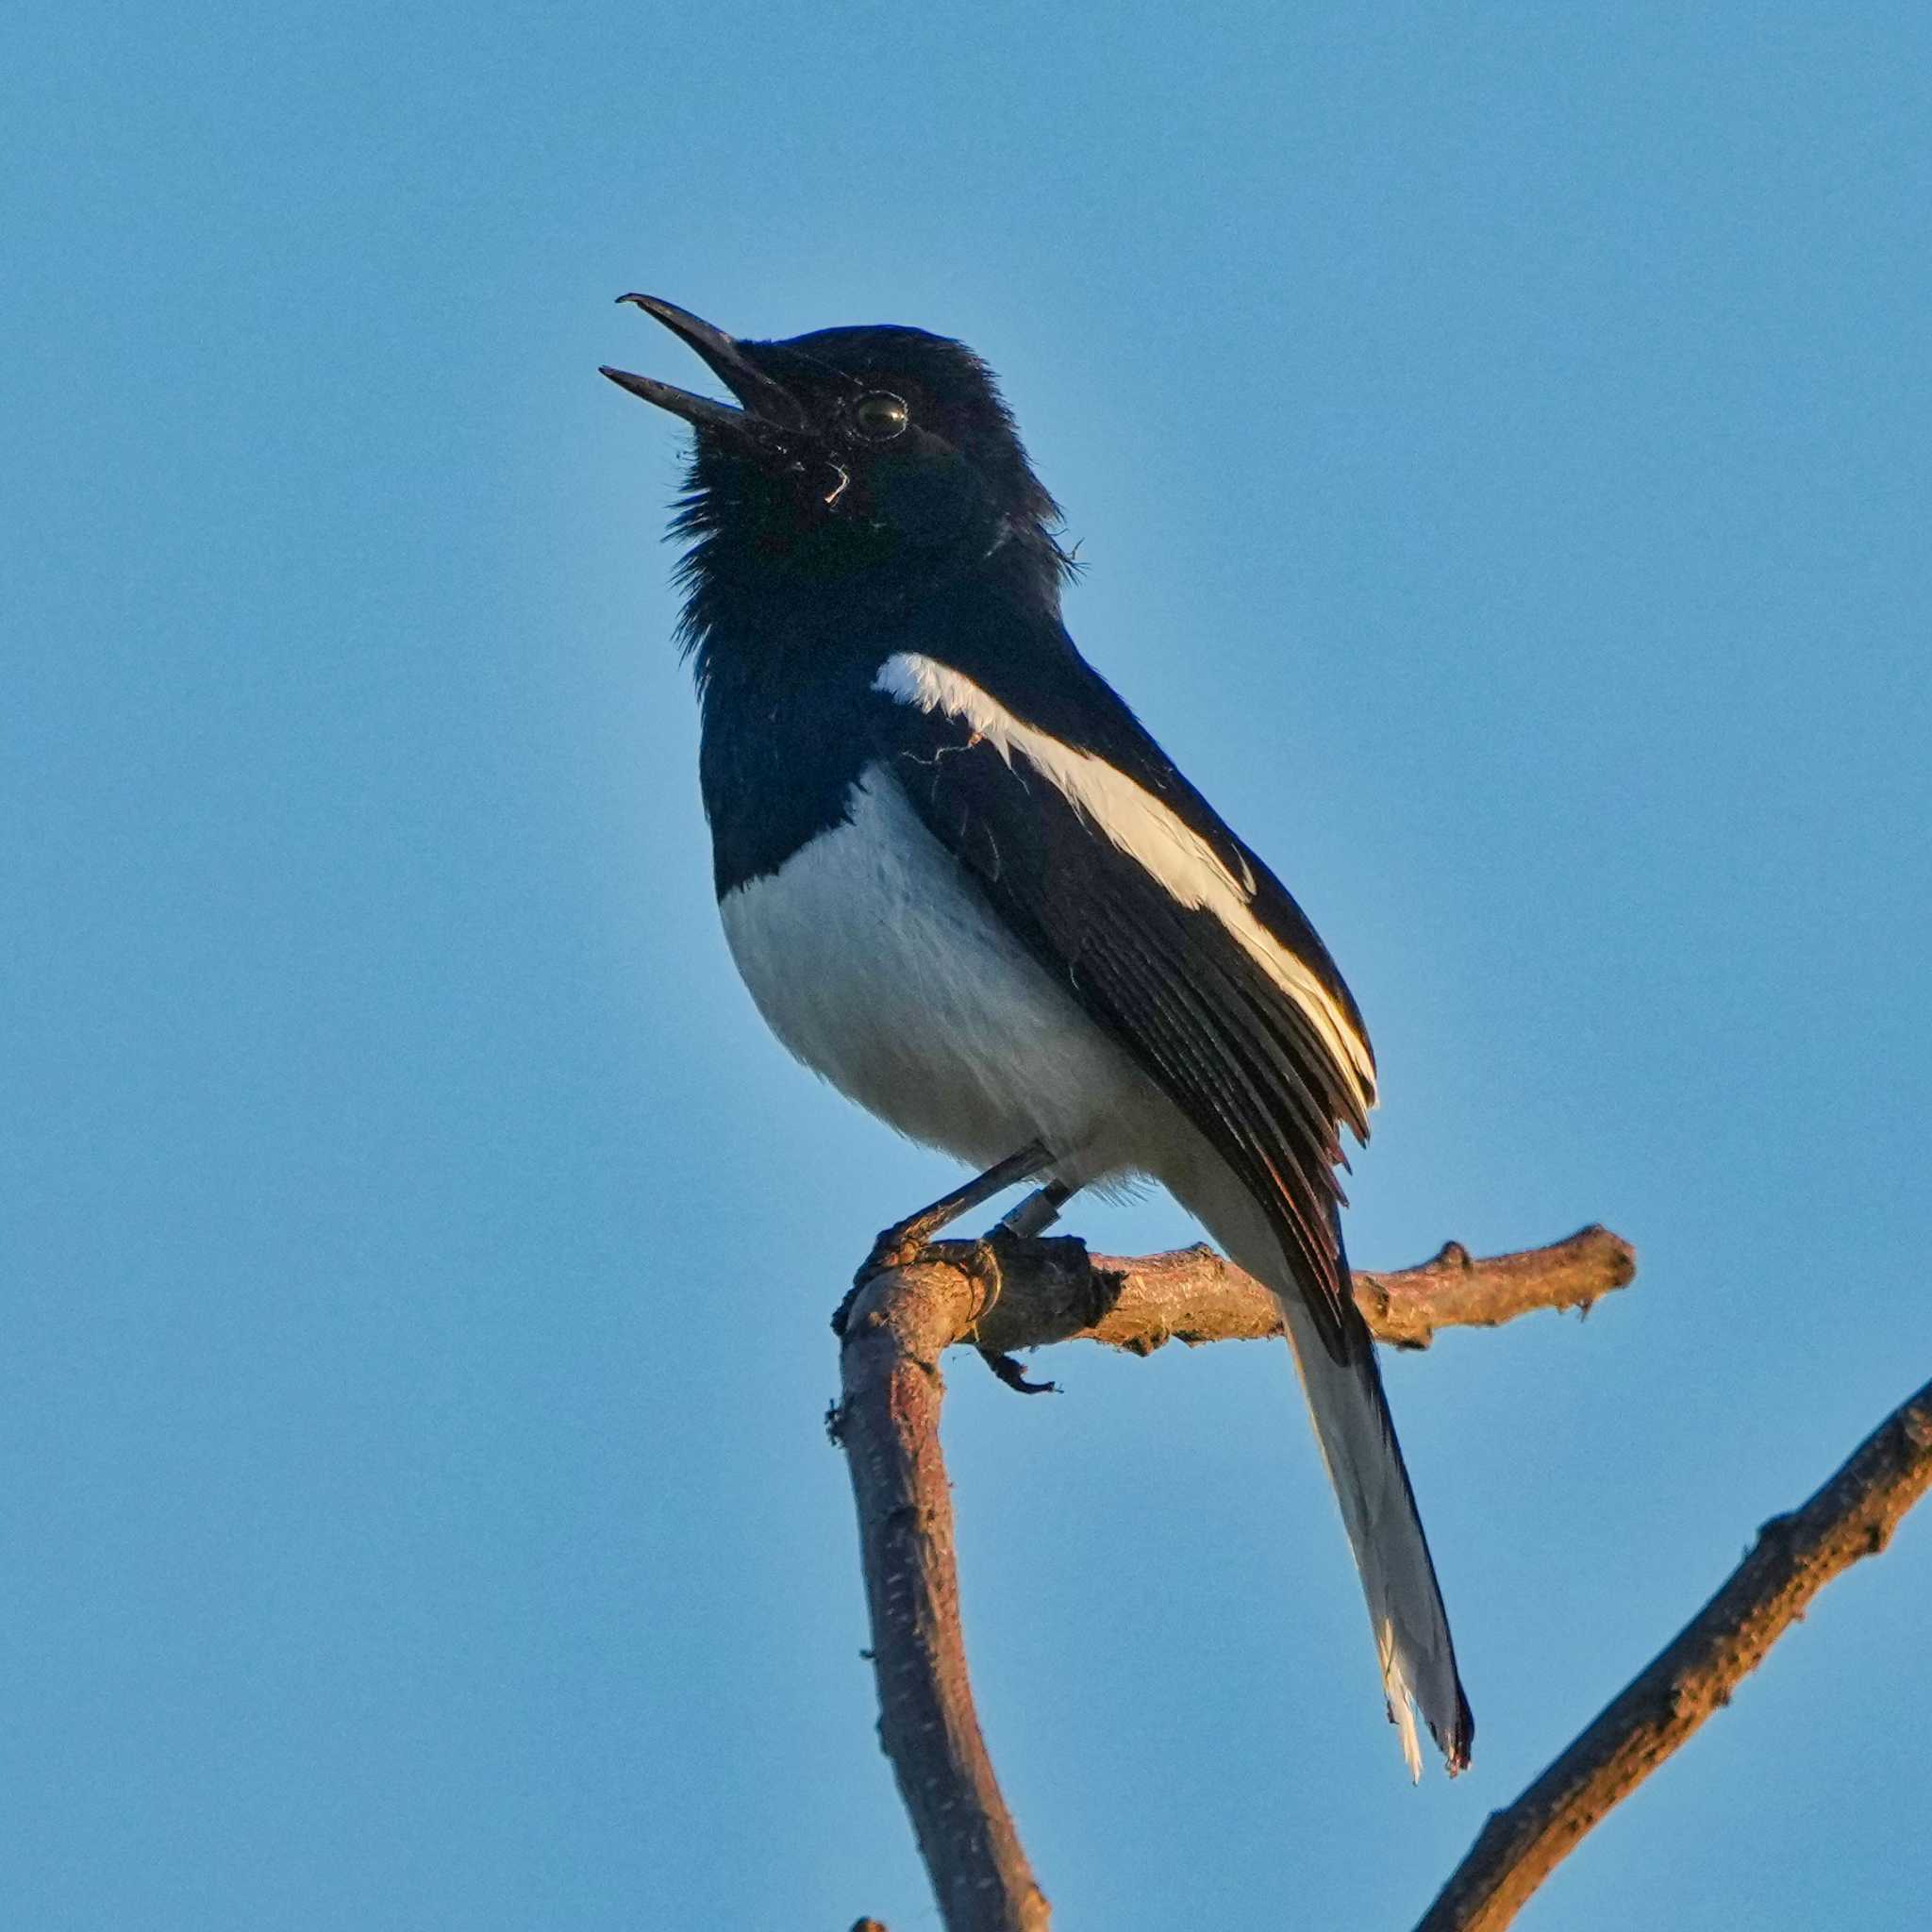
[851,392,910,441]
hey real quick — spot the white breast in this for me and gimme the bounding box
[717,762,1161,1184]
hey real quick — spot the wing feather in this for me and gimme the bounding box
[877,675,1365,1356]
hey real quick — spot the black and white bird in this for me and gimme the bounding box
[603,296,1473,1777]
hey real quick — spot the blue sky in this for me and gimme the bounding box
[5,4,1929,1926]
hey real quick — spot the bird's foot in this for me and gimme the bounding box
[976,1346,1057,1395]
[851,1140,1053,1291]
[957,1235,1058,1394]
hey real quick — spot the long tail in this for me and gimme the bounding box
[1274,1269,1473,1777]
[1174,1174,1473,1776]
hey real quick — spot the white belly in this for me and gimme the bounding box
[717,762,1164,1183]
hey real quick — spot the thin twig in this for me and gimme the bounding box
[1412,1371,1932,1932]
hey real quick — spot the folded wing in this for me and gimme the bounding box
[873,645,1472,1773]
[874,646,1372,1355]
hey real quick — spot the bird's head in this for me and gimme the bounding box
[603,296,1065,601]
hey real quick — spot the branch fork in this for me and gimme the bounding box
[828,1224,1932,1932]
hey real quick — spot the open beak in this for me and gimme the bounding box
[600,294,808,447]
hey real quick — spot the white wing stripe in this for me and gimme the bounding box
[874,651,1376,1111]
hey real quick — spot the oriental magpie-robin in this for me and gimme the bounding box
[603,296,1473,1776]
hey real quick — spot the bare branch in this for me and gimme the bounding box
[1353,1227,1636,1350]
[956,1223,1636,1357]
[831,1228,1631,1932]
[832,1216,1930,1932]
[833,1258,1052,1932]
[1413,1373,1932,1932]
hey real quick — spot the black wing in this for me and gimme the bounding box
[874,666,1374,1357]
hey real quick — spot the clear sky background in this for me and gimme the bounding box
[5,5,1929,1928]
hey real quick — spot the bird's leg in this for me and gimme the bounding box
[838,1142,1050,1338]
[994,1179,1073,1240]
[849,1139,1053,1299]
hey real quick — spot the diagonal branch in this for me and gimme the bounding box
[1412,1370,1932,1932]
[830,1227,1633,1932]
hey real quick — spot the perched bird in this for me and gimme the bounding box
[603,295,1473,1776]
